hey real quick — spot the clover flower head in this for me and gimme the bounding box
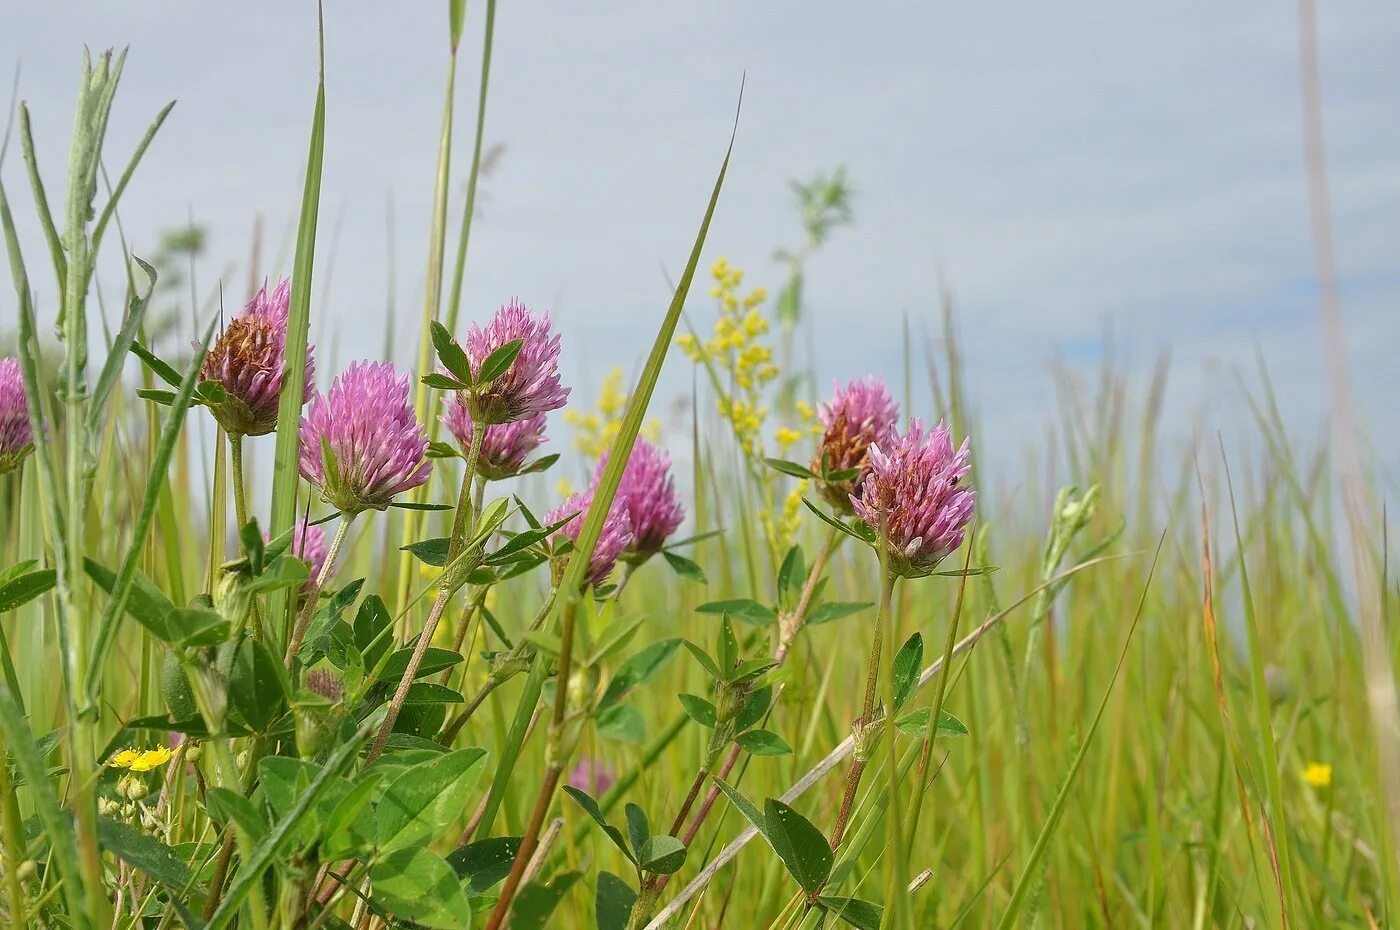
[851,419,975,579]
[547,489,633,588]
[441,396,548,481]
[0,358,35,475]
[199,278,315,436]
[466,300,570,424]
[593,439,684,560]
[813,377,899,511]
[298,361,431,514]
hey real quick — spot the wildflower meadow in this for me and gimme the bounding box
[1,5,1396,930]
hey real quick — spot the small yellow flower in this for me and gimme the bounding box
[115,746,174,773]
[1302,762,1332,788]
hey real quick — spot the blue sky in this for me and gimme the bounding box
[3,2,1397,488]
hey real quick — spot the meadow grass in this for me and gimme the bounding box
[0,8,1397,930]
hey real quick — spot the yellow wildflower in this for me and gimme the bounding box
[566,368,661,459]
[1302,762,1332,788]
[110,746,174,772]
[129,747,174,772]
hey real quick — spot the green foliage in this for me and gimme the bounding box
[369,846,472,928]
[0,562,56,613]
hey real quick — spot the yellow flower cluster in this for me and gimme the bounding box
[757,480,810,552]
[108,746,174,772]
[776,401,822,455]
[564,367,661,460]
[676,258,781,457]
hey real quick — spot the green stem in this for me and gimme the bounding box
[632,528,840,927]
[439,672,502,746]
[369,416,484,759]
[229,434,250,532]
[61,123,106,930]
[881,569,907,926]
[284,514,355,669]
[441,583,491,685]
[484,598,580,929]
[827,570,895,853]
[442,0,496,338]
[0,733,28,927]
[902,537,973,859]
[185,660,269,930]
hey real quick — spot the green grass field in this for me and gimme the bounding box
[0,8,1396,929]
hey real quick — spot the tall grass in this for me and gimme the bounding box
[0,7,1396,930]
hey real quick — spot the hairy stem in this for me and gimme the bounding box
[680,527,839,844]
[439,672,502,746]
[828,569,896,853]
[628,528,842,930]
[284,514,355,669]
[229,434,250,532]
[484,598,580,928]
[369,416,484,760]
[902,529,975,858]
[669,767,710,838]
[0,733,28,927]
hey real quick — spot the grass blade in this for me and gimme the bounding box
[87,100,176,274]
[17,105,66,289]
[266,6,327,647]
[475,87,741,840]
[85,257,156,432]
[0,684,90,929]
[82,311,218,708]
[994,533,1164,930]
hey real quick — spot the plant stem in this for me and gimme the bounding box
[676,527,838,847]
[902,530,975,859]
[229,434,250,532]
[622,529,842,930]
[284,514,355,669]
[0,733,28,928]
[484,597,580,929]
[828,569,896,852]
[439,672,501,745]
[186,661,269,930]
[440,583,490,685]
[669,767,710,838]
[369,416,484,759]
[881,568,907,926]
[626,885,662,930]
